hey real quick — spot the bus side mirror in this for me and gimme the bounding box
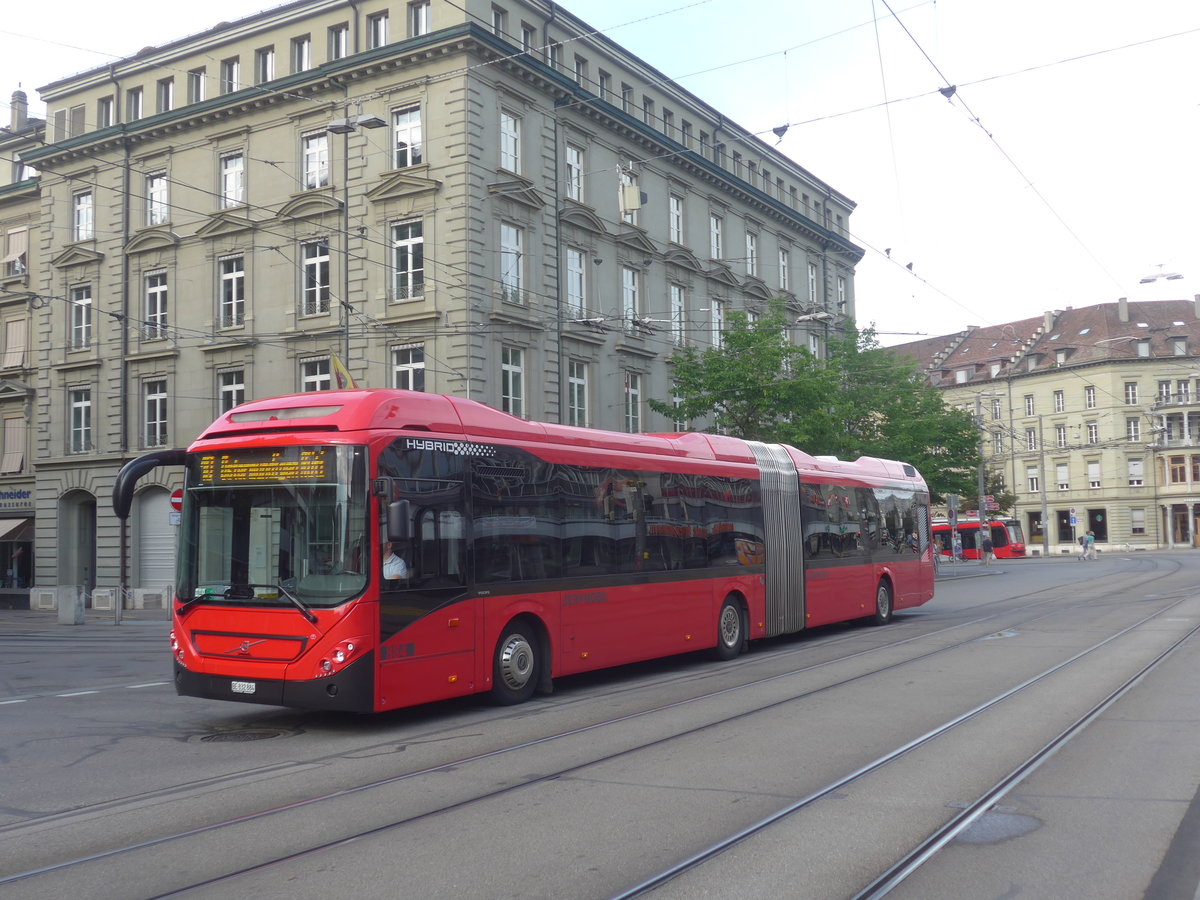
[387,499,412,542]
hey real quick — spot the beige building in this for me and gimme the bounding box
[892,297,1200,555]
[5,0,862,607]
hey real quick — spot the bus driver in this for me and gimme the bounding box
[381,542,408,580]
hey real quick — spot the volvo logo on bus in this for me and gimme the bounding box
[227,639,266,655]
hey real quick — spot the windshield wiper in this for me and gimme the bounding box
[176,583,320,628]
[266,582,320,627]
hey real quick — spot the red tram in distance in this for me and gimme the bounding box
[932,517,1026,559]
[113,390,935,713]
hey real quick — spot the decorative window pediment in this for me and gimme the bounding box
[614,226,657,256]
[487,177,546,210]
[276,192,343,221]
[125,228,181,254]
[742,277,772,300]
[558,203,608,235]
[50,246,104,269]
[663,247,703,272]
[366,168,441,203]
[196,211,258,240]
[705,261,741,288]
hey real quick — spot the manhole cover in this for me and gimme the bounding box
[197,730,286,743]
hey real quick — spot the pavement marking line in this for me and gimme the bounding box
[126,682,169,689]
[57,691,100,697]
[0,699,28,705]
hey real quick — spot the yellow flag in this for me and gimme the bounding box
[330,355,358,389]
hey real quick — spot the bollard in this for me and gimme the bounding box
[57,587,84,625]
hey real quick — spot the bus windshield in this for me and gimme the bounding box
[177,445,369,608]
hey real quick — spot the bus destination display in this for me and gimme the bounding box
[197,447,331,484]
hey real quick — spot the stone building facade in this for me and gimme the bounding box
[4,0,861,606]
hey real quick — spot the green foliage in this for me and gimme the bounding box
[650,303,982,499]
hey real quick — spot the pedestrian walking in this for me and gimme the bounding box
[1085,530,1097,560]
[980,535,994,566]
[1078,532,1088,561]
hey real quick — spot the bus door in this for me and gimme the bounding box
[379,479,471,665]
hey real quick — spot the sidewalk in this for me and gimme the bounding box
[0,606,170,630]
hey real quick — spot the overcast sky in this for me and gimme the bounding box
[4,0,1198,345]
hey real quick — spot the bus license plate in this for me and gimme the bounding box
[231,680,256,695]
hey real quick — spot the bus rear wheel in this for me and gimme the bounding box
[713,597,745,661]
[872,580,893,626]
[492,621,539,705]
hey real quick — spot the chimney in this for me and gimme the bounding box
[1195,294,1200,320]
[10,89,27,131]
[1118,296,1129,322]
[1043,310,1055,332]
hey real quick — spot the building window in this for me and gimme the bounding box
[669,194,684,244]
[219,58,240,94]
[709,214,723,259]
[1087,460,1101,489]
[1131,508,1146,534]
[1173,337,1188,356]
[187,68,206,103]
[1170,456,1186,483]
[621,84,634,114]
[96,96,114,129]
[991,398,1001,419]
[218,368,244,413]
[1057,463,1069,491]
[836,275,846,311]
[1124,382,1139,404]
[1056,424,1067,448]
[143,379,168,448]
[547,41,563,71]
[1084,386,1096,409]
[1024,395,1034,416]
[661,108,674,137]
[301,357,331,392]
[1126,417,1141,441]
[521,24,536,54]
[291,36,312,73]
[1025,429,1037,451]
[69,285,92,350]
[499,223,522,301]
[1027,466,1039,493]
[1158,380,1172,402]
[0,415,26,474]
[253,47,275,84]
[624,371,641,433]
[779,248,790,291]
[220,153,245,207]
[390,344,426,391]
[368,12,389,48]
[329,24,350,60]
[499,110,520,172]
[642,95,654,125]
[1087,422,1098,444]
[745,232,758,277]
[1136,340,1151,357]
[491,6,506,37]
[567,359,588,427]
[621,266,639,326]
[301,240,331,315]
[218,255,245,327]
[992,431,1004,455]
[73,191,94,241]
[393,105,422,168]
[143,271,168,339]
[146,173,169,226]
[564,247,586,316]
[1178,379,1192,403]
[152,78,173,115]
[1128,458,1144,487]
[565,144,583,201]
[619,166,638,225]
[1,317,27,368]
[670,283,686,347]
[3,228,28,278]
[68,388,92,453]
[126,88,143,122]
[598,70,611,101]
[501,346,524,417]
[573,55,587,85]
[711,299,725,348]
[302,132,330,190]
[807,261,818,304]
[1053,390,1064,413]
[409,1,431,37]
[391,220,424,300]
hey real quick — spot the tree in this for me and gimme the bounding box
[650,305,981,499]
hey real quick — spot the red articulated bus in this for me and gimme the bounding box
[932,517,1026,559]
[112,389,935,713]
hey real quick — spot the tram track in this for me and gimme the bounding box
[1,557,1192,898]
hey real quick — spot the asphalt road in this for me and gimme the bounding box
[2,552,1199,899]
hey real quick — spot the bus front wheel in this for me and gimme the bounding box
[713,597,745,661]
[872,580,893,626]
[492,621,539,705]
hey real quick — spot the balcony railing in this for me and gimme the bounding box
[1152,394,1200,410]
